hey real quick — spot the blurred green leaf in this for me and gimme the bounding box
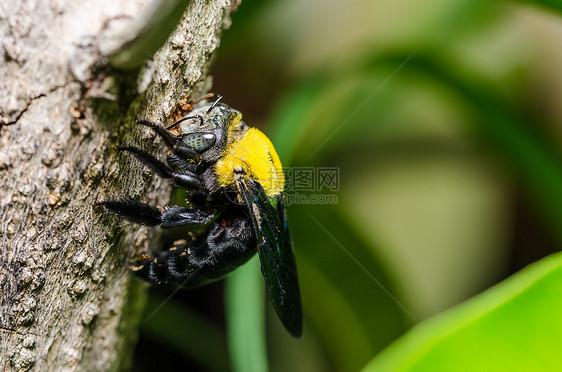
[273,49,562,246]
[269,61,471,166]
[270,77,327,164]
[362,251,562,372]
[287,203,409,372]
[225,256,269,372]
[399,54,562,246]
[517,0,562,14]
[339,151,511,319]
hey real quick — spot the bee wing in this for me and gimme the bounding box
[237,179,303,338]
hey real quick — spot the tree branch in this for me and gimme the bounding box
[0,0,234,370]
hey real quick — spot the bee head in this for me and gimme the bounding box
[171,98,247,164]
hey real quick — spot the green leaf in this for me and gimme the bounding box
[288,203,409,372]
[402,54,562,246]
[225,256,269,372]
[362,252,562,372]
[517,0,562,15]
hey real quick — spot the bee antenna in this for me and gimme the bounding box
[207,95,223,113]
[166,115,204,130]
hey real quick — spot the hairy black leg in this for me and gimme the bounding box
[118,145,173,178]
[136,119,200,162]
[130,209,256,287]
[172,173,205,190]
[166,153,208,201]
[95,200,215,227]
[167,152,197,173]
[119,146,204,191]
[131,241,197,285]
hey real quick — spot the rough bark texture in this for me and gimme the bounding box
[0,1,233,370]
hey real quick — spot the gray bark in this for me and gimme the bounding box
[0,0,234,370]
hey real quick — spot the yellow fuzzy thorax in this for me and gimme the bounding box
[214,127,284,197]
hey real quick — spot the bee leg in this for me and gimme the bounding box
[167,152,197,173]
[130,242,196,285]
[172,173,205,191]
[130,210,256,286]
[95,200,215,228]
[136,119,200,162]
[118,145,173,178]
[119,146,204,191]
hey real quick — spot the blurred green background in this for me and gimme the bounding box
[133,0,562,371]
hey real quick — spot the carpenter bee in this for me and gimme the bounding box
[96,95,303,338]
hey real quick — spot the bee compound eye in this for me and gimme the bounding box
[182,132,216,152]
